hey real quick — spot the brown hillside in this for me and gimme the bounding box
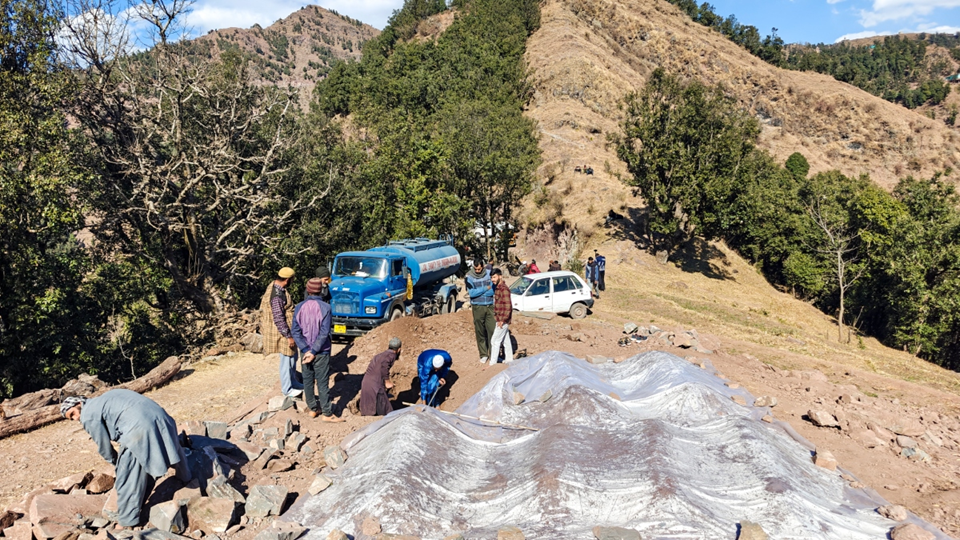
[522,0,960,232]
[193,5,379,103]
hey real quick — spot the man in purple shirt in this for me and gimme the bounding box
[292,278,344,422]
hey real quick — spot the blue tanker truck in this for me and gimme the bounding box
[329,238,462,337]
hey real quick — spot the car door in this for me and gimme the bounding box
[523,277,552,311]
[551,275,579,312]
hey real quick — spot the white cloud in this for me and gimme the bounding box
[835,23,960,42]
[183,0,402,34]
[914,23,960,31]
[835,29,889,41]
[859,0,960,27]
[827,0,846,4]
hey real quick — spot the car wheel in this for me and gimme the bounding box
[390,308,403,321]
[569,302,587,319]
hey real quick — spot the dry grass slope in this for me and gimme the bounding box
[521,0,960,238]
[515,0,960,401]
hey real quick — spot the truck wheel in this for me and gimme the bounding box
[444,295,455,314]
[390,308,403,322]
[569,303,587,319]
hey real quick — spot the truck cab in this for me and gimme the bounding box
[329,238,461,337]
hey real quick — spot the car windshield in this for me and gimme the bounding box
[334,256,387,278]
[510,276,533,295]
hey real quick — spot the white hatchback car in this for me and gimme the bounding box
[509,270,594,319]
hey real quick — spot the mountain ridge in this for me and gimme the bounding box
[189,5,379,102]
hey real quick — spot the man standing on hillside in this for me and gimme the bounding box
[360,338,402,416]
[292,278,344,423]
[486,268,513,369]
[416,349,452,406]
[528,259,541,274]
[260,267,303,398]
[466,258,495,363]
[585,257,600,299]
[61,391,191,529]
[594,250,606,292]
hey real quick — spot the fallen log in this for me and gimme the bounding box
[0,356,182,439]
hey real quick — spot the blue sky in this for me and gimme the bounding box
[704,0,960,43]
[179,0,960,44]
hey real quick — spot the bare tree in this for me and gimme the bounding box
[808,200,866,343]
[61,0,328,314]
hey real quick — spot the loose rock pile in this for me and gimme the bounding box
[619,324,713,354]
[0,393,346,540]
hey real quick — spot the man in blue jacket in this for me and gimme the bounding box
[466,258,495,363]
[416,349,452,406]
[594,250,606,292]
[292,278,344,423]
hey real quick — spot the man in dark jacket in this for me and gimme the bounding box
[360,337,401,416]
[466,258,495,363]
[594,250,606,292]
[292,278,343,423]
[62,391,191,528]
[307,266,332,302]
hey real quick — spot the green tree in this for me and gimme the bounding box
[439,99,539,260]
[800,171,870,342]
[785,152,810,180]
[857,174,960,365]
[0,0,97,397]
[612,68,761,259]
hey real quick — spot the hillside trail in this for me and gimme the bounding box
[3,240,960,537]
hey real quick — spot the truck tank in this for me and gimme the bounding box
[368,238,461,287]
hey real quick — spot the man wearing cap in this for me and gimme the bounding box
[360,337,401,416]
[259,267,303,397]
[307,265,332,303]
[61,390,191,528]
[416,349,452,406]
[292,278,344,423]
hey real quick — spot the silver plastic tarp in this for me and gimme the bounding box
[283,351,949,539]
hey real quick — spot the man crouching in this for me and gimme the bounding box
[61,389,192,528]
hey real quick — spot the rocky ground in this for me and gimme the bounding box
[2,264,960,539]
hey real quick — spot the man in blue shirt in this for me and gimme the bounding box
[594,250,606,292]
[466,258,495,363]
[416,349,452,406]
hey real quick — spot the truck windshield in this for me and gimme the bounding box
[510,277,532,295]
[334,257,387,278]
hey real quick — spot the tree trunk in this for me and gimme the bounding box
[837,284,845,343]
[0,356,181,439]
